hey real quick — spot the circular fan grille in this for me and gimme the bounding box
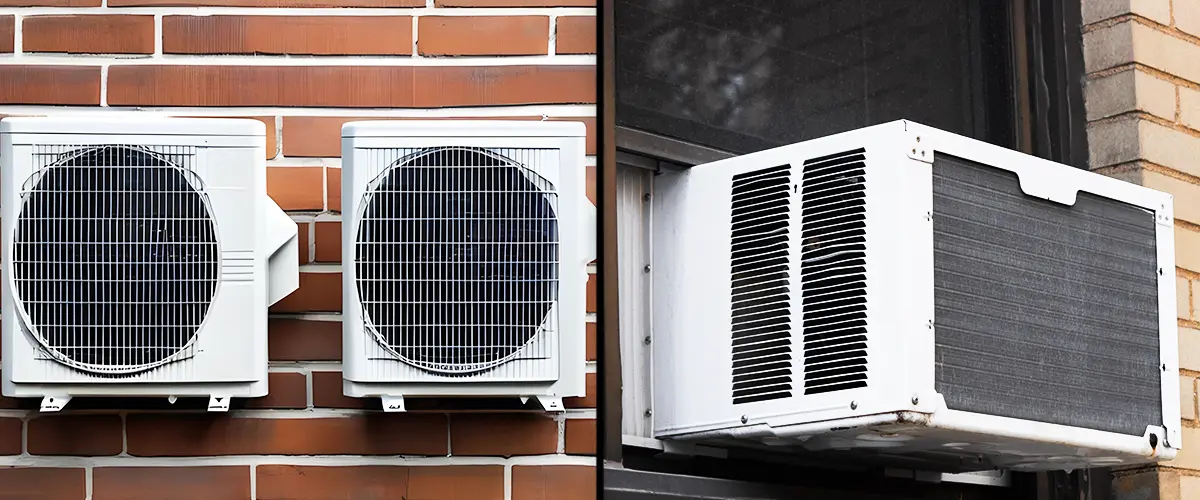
[355,147,559,374]
[12,146,220,373]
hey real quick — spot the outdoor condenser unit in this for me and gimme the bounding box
[1,116,299,412]
[651,120,1179,472]
[341,121,593,412]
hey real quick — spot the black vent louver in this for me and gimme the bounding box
[730,164,794,405]
[355,147,559,375]
[800,148,869,395]
[13,145,218,373]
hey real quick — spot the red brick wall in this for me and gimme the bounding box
[0,1,597,498]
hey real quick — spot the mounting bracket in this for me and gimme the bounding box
[207,395,231,412]
[381,395,406,412]
[40,395,69,412]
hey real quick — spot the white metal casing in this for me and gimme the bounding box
[651,120,1179,472]
[341,120,593,408]
[0,116,299,406]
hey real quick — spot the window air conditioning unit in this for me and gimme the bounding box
[1,116,299,412]
[651,120,1179,472]
[341,121,593,412]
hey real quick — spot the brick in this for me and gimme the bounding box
[1088,118,1200,175]
[107,66,596,108]
[1182,85,1200,131]
[585,321,596,361]
[564,419,596,455]
[511,465,596,500]
[283,116,596,158]
[0,0,97,5]
[269,318,342,361]
[564,372,596,409]
[437,0,593,5]
[27,415,123,456]
[312,371,371,409]
[328,167,342,212]
[450,414,558,456]
[556,16,596,54]
[1105,165,1200,225]
[1183,475,1200,500]
[267,166,325,211]
[419,16,548,56]
[0,468,87,499]
[258,465,503,500]
[1178,227,1200,273]
[270,272,342,313]
[1114,469,1180,500]
[1181,275,1193,320]
[1182,375,1196,420]
[93,466,250,500]
[586,273,597,313]
[0,66,100,105]
[24,15,154,54]
[0,418,21,455]
[244,372,308,409]
[0,16,13,53]
[1180,326,1200,371]
[1082,0,1170,25]
[314,222,341,262]
[1179,0,1200,37]
[164,16,412,55]
[298,222,312,264]
[127,414,448,456]
[1084,21,1200,83]
[112,0,420,5]
[1085,68,1175,121]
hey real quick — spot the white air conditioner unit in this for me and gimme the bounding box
[341,120,593,412]
[651,119,1179,472]
[0,116,299,412]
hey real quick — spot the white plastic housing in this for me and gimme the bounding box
[0,116,299,404]
[651,120,1179,472]
[341,120,593,407]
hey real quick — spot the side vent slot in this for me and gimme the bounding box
[730,164,793,405]
[801,148,869,395]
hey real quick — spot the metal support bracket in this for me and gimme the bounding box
[534,396,564,412]
[206,395,231,412]
[381,395,406,412]
[40,395,69,412]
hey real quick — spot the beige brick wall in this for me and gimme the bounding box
[1083,0,1200,496]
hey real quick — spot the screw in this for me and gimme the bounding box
[850,401,858,410]
[925,211,932,221]
[643,193,651,202]
[1159,268,1164,276]
[916,136,921,143]
[911,148,917,154]
[643,336,651,345]
[740,415,748,424]
[643,265,651,273]
[912,396,920,405]
[927,320,933,329]
[921,150,927,156]
[644,409,652,418]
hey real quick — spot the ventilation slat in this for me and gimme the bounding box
[730,164,794,406]
[801,148,869,396]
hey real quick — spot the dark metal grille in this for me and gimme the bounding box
[932,153,1162,436]
[12,145,218,374]
[800,148,868,395]
[355,147,559,375]
[729,164,793,405]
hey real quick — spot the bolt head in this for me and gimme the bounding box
[911,396,920,405]
[850,401,858,410]
[740,415,748,424]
